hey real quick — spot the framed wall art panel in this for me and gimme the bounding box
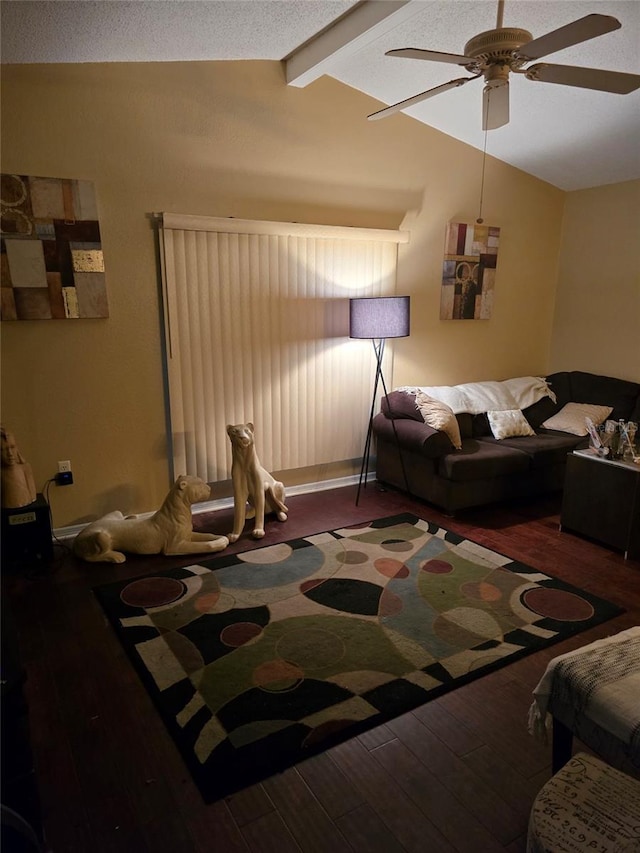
[440,221,500,320]
[0,173,109,320]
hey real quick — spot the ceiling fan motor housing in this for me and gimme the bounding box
[464,27,533,69]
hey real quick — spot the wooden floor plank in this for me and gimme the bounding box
[329,738,456,853]
[181,800,250,853]
[356,722,396,751]
[506,834,529,853]
[334,803,407,853]
[296,751,365,820]
[371,738,506,853]
[241,810,302,853]
[262,767,353,853]
[386,711,523,845]
[226,783,276,828]
[462,745,551,824]
[411,700,485,757]
[437,678,550,779]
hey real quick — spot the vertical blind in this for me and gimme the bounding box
[159,214,408,483]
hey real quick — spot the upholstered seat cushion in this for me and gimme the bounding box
[527,752,640,853]
[437,440,530,482]
[477,431,585,468]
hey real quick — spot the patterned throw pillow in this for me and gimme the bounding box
[415,392,462,450]
[541,402,613,436]
[487,409,536,440]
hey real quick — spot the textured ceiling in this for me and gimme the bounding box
[0,0,360,63]
[2,0,639,191]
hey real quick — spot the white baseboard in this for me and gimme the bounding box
[53,472,370,541]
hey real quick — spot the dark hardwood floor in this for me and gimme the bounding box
[3,483,639,853]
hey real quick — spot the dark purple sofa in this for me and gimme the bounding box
[372,371,640,514]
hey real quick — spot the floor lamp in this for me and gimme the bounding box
[350,296,411,505]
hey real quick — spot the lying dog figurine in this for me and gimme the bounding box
[73,474,229,563]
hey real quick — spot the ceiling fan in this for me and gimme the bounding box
[367,0,640,129]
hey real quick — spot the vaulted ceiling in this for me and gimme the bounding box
[2,0,639,190]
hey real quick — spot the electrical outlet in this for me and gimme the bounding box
[58,460,72,473]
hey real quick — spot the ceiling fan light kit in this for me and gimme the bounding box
[368,3,640,131]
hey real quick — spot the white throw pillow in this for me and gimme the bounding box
[541,402,613,436]
[415,392,462,449]
[487,409,536,440]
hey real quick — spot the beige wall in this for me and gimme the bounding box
[2,60,567,526]
[549,180,640,382]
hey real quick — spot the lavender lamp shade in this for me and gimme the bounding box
[349,296,410,339]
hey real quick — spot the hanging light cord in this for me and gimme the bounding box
[477,124,489,224]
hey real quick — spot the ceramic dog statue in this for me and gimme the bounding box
[226,422,288,542]
[73,474,229,563]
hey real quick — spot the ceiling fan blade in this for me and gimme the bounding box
[525,63,640,94]
[482,81,509,130]
[386,47,474,66]
[516,14,621,61]
[367,76,479,121]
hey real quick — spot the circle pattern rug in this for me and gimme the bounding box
[93,513,623,803]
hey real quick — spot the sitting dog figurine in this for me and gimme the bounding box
[73,474,229,563]
[226,422,288,542]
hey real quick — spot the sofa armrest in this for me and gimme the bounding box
[372,412,454,457]
[381,390,424,421]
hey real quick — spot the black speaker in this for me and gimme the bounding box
[1,495,53,569]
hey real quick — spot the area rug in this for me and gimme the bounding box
[93,513,623,802]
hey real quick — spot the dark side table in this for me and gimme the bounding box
[0,494,53,570]
[560,450,640,559]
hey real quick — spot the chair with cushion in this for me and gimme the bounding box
[527,752,640,853]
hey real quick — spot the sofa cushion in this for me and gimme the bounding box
[541,402,612,436]
[479,431,586,468]
[472,413,491,437]
[523,396,559,429]
[437,440,530,482]
[456,413,474,439]
[415,392,462,449]
[545,372,573,408]
[567,372,640,421]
